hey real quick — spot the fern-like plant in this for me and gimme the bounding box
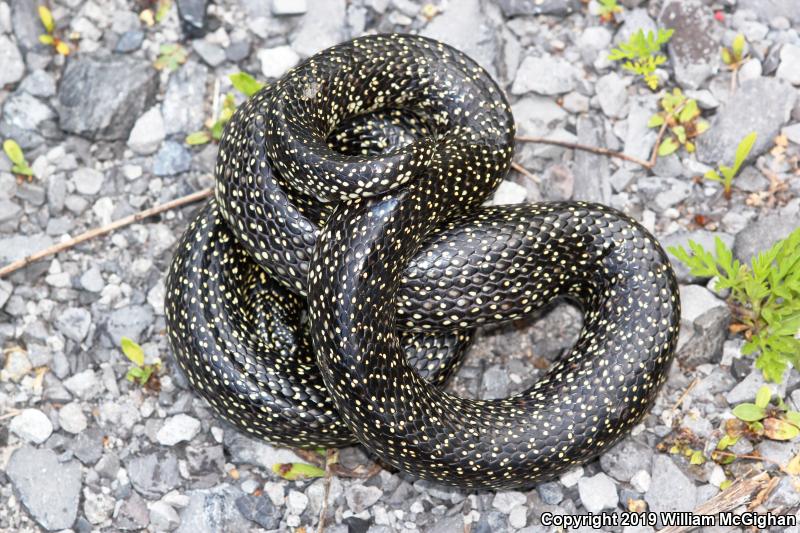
[608,28,674,89]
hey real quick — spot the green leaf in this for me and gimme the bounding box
[38,5,55,34]
[755,385,772,409]
[732,403,765,422]
[673,125,687,144]
[647,114,664,128]
[229,72,264,97]
[210,120,225,141]
[121,337,145,367]
[185,131,211,145]
[126,367,144,382]
[716,434,739,450]
[786,411,800,427]
[678,99,699,124]
[732,132,757,174]
[39,34,54,45]
[3,139,26,166]
[658,137,679,156]
[704,169,721,182]
[721,47,732,65]
[732,33,746,61]
[272,462,326,480]
[763,417,800,440]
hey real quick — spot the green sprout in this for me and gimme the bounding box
[608,28,674,90]
[722,34,748,92]
[272,462,327,480]
[703,132,757,199]
[3,139,34,181]
[669,227,800,383]
[648,88,710,156]
[730,386,800,441]
[186,73,265,146]
[120,337,161,389]
[37,5,70,56]
[154,43,188,71]
[597,0,623,24]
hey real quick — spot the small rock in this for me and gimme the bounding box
[63,368,104,399]
[596,72,628,118]
[58,55,159,140]
[696,77,796,166]
[128,451,182,498]
[59,402,88,434]
[574,115,610,203]
[492,490,526,514]
[72,168,104,196]
[1,346,31,381]
[624,95,658,161]
[756,440,798,467]
[783,123,800,145]
[236,494,282,529]
[496,0,579,17]
[149,501,181,531]
[115,30,145,53]
[192,40,226,67]
[153,141,192,176]
[345,485,382,513]
[631,470,651,493]
[162,61,208,136]
[106,304,154,342]
[0,34,25,86]
[80,268,105,292]
[83,487,116,524]
[512,55,578,95]
[540,164,574,201]
[258,46,301,79]
[738,58,762,83]
[6,446,82,530]
[578,26,612,61]
[489,180,527,205]
[537,482,563,505]
[659,0,720,89]
[272,0,307,15]
[115,492,150,530]
[616,9,657,45]
[481,365,510,398]
[677,285,731,367]
[0,91,57,150]
[71,427,106,465]
[726,369,786,405]
[223,431,303,470]
[578,473,618,512]
[739,0,800,23]
[128,107,166,155]
[645,455,696,513]
[177,485,250,533]
[777,44,800,86]
[176,0,208,37]
[157,414,202,446]
[562,92,589,114]
[600,439,653,482]
[10,408,53,443]
[509,505,527,528]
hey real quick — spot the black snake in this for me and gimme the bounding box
[165,34,680,489]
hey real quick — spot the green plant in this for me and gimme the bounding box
[703,132,757,198]
[154,43,187,71]
[186,73,264,146]
[120,337,161,388]
[669,227,800,382]
[722,33,747,70]
[648,89,709,155]
[3,139,34,179]
[37,5,70,56]
[272,461,327,480]
[597,0,623,24]
[730,386,800,440]
[608,28,674,89]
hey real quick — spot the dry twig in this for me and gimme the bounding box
[317,449,336,533]
[0,188,213,279]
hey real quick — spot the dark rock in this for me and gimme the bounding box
[235,494,282,530]
[176,0,209,37]
[496,0,580,17]
[70,427,106,465]
[57,55,159,141]
[696,78,796,166]
[6,446,82,530]
[115,30,145,53]
[658,0,720,89]
[343,516,370,533]
[9,0,41,52]
[127,450,181,498]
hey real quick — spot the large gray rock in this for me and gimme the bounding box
[738,0,800,23]
[176,0,208,37]
[422,0,501,78]
[57,55,158,140]
[646,455,697,513]
[512,55,579,95]
[496,0,579,17]
[290,0,346,57]
[696,77,796,165]
[659,0,720,89]
[7,446,82,530]
[733,212,800,263]
[677,285,731,367]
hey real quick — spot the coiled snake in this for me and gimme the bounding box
[166,34,680,489]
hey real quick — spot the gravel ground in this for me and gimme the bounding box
[1,0,800,532]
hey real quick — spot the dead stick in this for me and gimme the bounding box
[317,449,336,533]
[657,472,771,533]
[510,161,540,183]
[515,135,654,169]
[0,187,214,279]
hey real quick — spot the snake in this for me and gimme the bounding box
[165,34,680,489]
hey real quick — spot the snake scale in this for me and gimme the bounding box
[165,34,680,489]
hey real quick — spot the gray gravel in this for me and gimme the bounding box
[1,0,800,532]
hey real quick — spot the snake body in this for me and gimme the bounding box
[166,34,680,489]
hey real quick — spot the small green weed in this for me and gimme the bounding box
[186,73,264,146]
[2,139,34,181]
[669,227,800,382]
[37,5,70,56]
[120,337,161,389]
[648,89,709,155]
[597,0,623,24]
[703,132,757,198]
[154,43,188,71]
[608,28,674,90]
